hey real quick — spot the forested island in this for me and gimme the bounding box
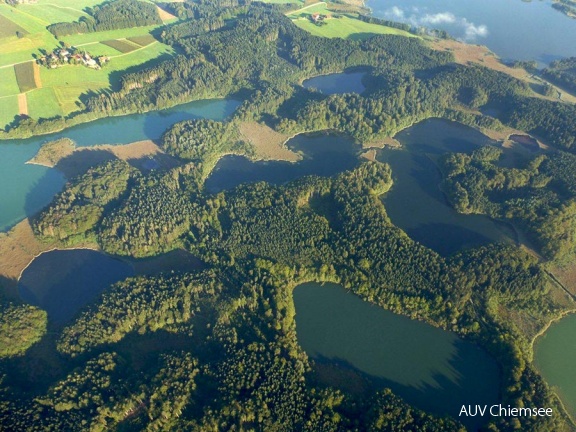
[2,0,576,431]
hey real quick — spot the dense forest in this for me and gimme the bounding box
[47,0,162,37]
[2,1,576,431]
[543,57,576,93]
[20,152,572,430]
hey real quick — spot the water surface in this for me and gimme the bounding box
[18,250,134,324]
[378,118,515,255]
[302,72,366,94]
[294,282,500,429]
[368,0,576,65]
[0,99,240,231]
[205,133,360,193]
[534,314,576,420]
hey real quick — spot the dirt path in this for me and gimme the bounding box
[32,61,42,89]
[288,1,327,15]
[17,93,28,115]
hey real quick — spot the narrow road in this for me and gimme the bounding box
[288,1,327,15]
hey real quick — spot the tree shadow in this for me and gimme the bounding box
[53,148,117,178]
[309,344,500,431]
[18,249,134,326]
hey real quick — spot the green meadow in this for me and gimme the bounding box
[0,0,176,128]
[0,67,20,96]
[284,2,417,40]
[292,15,417,40]
[0,95,19,127]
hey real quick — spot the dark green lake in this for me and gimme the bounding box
[534,314,576,420]
[302,71,366,94]
[378,118,515,256]
[204,133,361,193]
[0,98,240,232]
[294,282,501,429]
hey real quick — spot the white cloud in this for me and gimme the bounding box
[388,6,404,19]
[420,12,457,25]
[381,6,489,41]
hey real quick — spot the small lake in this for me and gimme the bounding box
[0,98,240,232]
[204,133,360,193]
[18,249,134,325]
[302,72,366,94]
[378,118,515,256]
[534,314,576,420]
[294,282,500,429]
[368,0,576,65]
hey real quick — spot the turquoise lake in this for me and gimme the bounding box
[0,98,240,232]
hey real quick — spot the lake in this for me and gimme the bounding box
[0,98,240,232]
[378,118,515,256]
[534,314,576,420]
[302,71,366,94]
[368,0,576,65]
[205,133,361,193]
[18,249,134,325]
[293,282,501,429]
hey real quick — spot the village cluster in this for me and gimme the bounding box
[36,46,109,69]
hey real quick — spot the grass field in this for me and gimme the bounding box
[293,15,417,40]
[27,88,63,119]
[74,42,123,56]
[0,96,19,127]
[14,62,37,92]
[0,14,28,38]
[62,24,165,46]
[18,3,87,24]
[101,39,139,53]
[0,67,21,96]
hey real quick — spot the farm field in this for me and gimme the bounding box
[14,62,38,93]
[127,34,157,46]
[8,42,175,126]
[0,0,177,129]
[101,39,140,53]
